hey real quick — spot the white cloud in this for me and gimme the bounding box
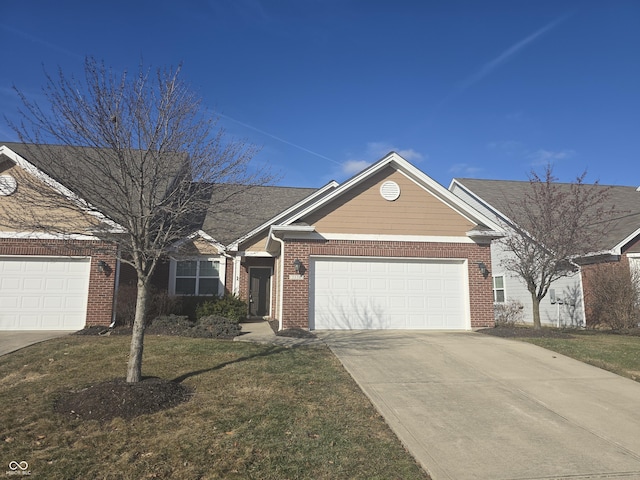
[527,149,576,165]
[487,140,523,154]
[449,163,483,176]
[338,142,427,178]
[341,159,371,176]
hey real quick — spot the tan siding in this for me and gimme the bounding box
[176,237,221,256]
[0,164,99,233]
[240,232,269,252]
[302,167,474,236]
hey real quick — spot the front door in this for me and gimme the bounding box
[249,267,271,317]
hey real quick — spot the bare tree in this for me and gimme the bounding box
[500,164,614,329]
[5,57,271,382]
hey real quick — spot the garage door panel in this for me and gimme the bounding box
[310,257,468,330]
[0,257,90,330]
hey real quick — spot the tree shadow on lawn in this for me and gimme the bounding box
[54,345,287,423]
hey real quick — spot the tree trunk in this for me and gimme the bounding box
[126,277,149,383]
[531,292,542,330]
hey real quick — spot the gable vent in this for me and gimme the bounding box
[380,181,400,201]
[0,174,17,196]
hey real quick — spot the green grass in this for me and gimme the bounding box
[0,335,428,479]
[516,332,640,381]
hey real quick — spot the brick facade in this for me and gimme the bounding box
[279,238,494,330]
[0,238,118,327]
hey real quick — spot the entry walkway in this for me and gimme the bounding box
[318,330,640,480]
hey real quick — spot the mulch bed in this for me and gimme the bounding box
[268,319,317,338]
[53,377,192,423]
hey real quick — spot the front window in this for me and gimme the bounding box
[174,259,220,295]
[493,275,505,303]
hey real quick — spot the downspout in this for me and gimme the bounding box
[270,232,285,331]
[220,250,238,296]
[109,245,122,328]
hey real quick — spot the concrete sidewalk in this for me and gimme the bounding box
[319,330,640,480]
[234,320,323,347]
[0,331,72,356]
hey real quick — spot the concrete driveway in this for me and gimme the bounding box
[0,331,71,356]
[319,330,640,480]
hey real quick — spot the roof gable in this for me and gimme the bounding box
[451,178,640,254]
[0,144,123,237]
[283,152,502,235]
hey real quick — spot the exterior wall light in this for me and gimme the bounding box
[293,259,303,274]
[476,261,489,278]
[97,260,109,274]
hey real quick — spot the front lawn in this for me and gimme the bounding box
[0,335,428,479]
[483,328,640,382]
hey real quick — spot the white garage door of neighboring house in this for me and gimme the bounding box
[0,257,91,330]
[310,257,469,330]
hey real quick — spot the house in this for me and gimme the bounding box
[449,178,640,327]
[0,143,119,330]
[1,143,503,331]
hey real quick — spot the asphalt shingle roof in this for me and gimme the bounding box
[455,178,640,252]
[201,184,318,245]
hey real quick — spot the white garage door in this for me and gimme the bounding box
[0,257,91,330]
[310,257,469,330]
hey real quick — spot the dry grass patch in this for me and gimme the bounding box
[0,335,428,479]
[506,331,640,382]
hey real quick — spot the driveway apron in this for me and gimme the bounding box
[0,331,71,356]
[319,331,640,480]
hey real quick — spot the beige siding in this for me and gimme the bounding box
[176,237,221,256]
[0,164,99,233]
[303,167,474,236]
[240,232,269,252]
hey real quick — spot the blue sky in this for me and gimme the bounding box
[1,1,639,188]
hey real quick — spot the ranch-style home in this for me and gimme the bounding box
[0,142,503,331]
[450,178,640,327]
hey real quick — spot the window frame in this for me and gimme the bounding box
[492,274,506,304]
[169,256,226,296]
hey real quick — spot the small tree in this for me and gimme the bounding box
[5,58,271,382]
[500,164,614,329]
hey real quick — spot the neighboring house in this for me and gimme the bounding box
[168,152,503,331]
[449,178,640,327]
[0,144,119,330]
[1,143,503,331]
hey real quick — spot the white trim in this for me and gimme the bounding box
[0,145,125,233]
[240,251,274,257]
[0,254,90,260]
[168,255,226,296]
[226,181,339,250]
[0,231,101,240]
[281,153,503,233]
[232,255,241,295]
[626,253,640,258]
[614,229,640,254]
[270,231,285,331]
[248,266,273,318]
[170,230,225,253]
[316,233,477,243]
[492,273,506,304]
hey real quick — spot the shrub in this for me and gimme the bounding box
[587,263,640,330]
[152,315,193,329]
[190,315,242,338]
[494,299,524,327]
[195,295,248,323]
[115,284,181,326]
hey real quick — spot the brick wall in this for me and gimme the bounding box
[0,238,117,327]
[280,238,494,330]
[581,255,632,327]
